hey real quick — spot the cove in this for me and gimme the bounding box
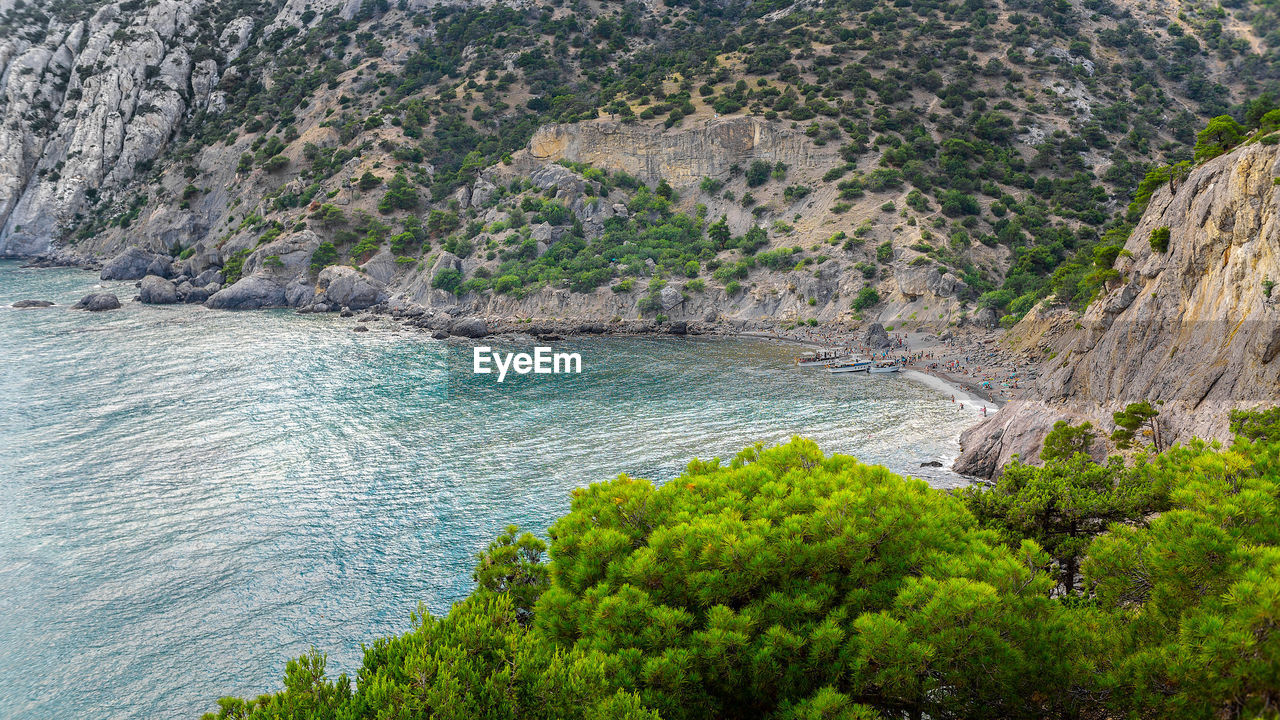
[0,261,984,719]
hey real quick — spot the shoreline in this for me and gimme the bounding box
[7,258,1020,415]
[731,329,1007,410]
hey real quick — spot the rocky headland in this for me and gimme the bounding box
[955,140,1280,476]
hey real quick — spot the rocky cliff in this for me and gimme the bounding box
[0,0,487,257]
[524,118,838,188]
[955,140,1280,477]
[0,0,241,255]
[1,0,1269,340]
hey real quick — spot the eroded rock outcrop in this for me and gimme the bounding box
[101,247,171,281]
[523,117,840,188]
[0,0,235,255]
[955,141,1280,476]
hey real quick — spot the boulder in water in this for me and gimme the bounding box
[450,317,489,338]
[100,247,169,281]
[12,299,54,308]
[139,275,179,304]
[73,293,121,311]
[204,276,287,310]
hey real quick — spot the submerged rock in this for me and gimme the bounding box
[73,293,121,312]
[12,299,54,308]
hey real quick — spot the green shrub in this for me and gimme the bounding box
[308,242,338,275]
[262,154,289,173]
[492,274,522,294]
[852,286,880,310]
[357,171,382,191]
[876,241,894,264]
[378,172,419,213]
[222,248,252,285]
[433,267,463,294]
[1149,226,1171,252]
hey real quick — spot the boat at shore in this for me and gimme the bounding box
[795,349,850,366]
[869,363,902,374]
[826,360,873,374]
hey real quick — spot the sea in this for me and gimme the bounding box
[0,259,985,719]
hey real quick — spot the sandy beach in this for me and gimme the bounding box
[740,324,1040,411]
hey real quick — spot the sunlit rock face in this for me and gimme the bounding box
[956,141,1280,477]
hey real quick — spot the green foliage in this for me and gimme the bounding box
[356,171,382,191]
[1112,401,1164,452]
[1082,435,1280,719]
[875,242,893,264]
[1193,114,1245,162]
[531,439,1071,720]
[1040,420,1096,463]
[1149,225,1171,252]
[851,286,879,310]
[745,159,771,187]
[472,525,548,624]
[1127,162,1191,222]
[433,267,463,294]
[310,203,346,227]
[377,172,419,213]
[309,242,339,275]
[209,431,1280,720]
[1229,407,1280,443]
[964,450,1167,594]
[222,248,251,285]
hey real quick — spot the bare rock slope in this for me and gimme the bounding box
[955,141,1280,477]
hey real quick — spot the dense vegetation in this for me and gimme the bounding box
[206,409,1280,720]
[46,0,1280,323]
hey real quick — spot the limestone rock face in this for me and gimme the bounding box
[956,141,1280,477]
[361,249,398,286]
[0,0,220,255]
[525,117,840,188]
[895,265,966,299]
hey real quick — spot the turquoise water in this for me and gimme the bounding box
[0,260,980,719]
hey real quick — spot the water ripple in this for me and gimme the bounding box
[0,262,982,719]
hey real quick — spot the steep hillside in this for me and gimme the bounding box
[955,136,1280,476]
[2,0,1278,328]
